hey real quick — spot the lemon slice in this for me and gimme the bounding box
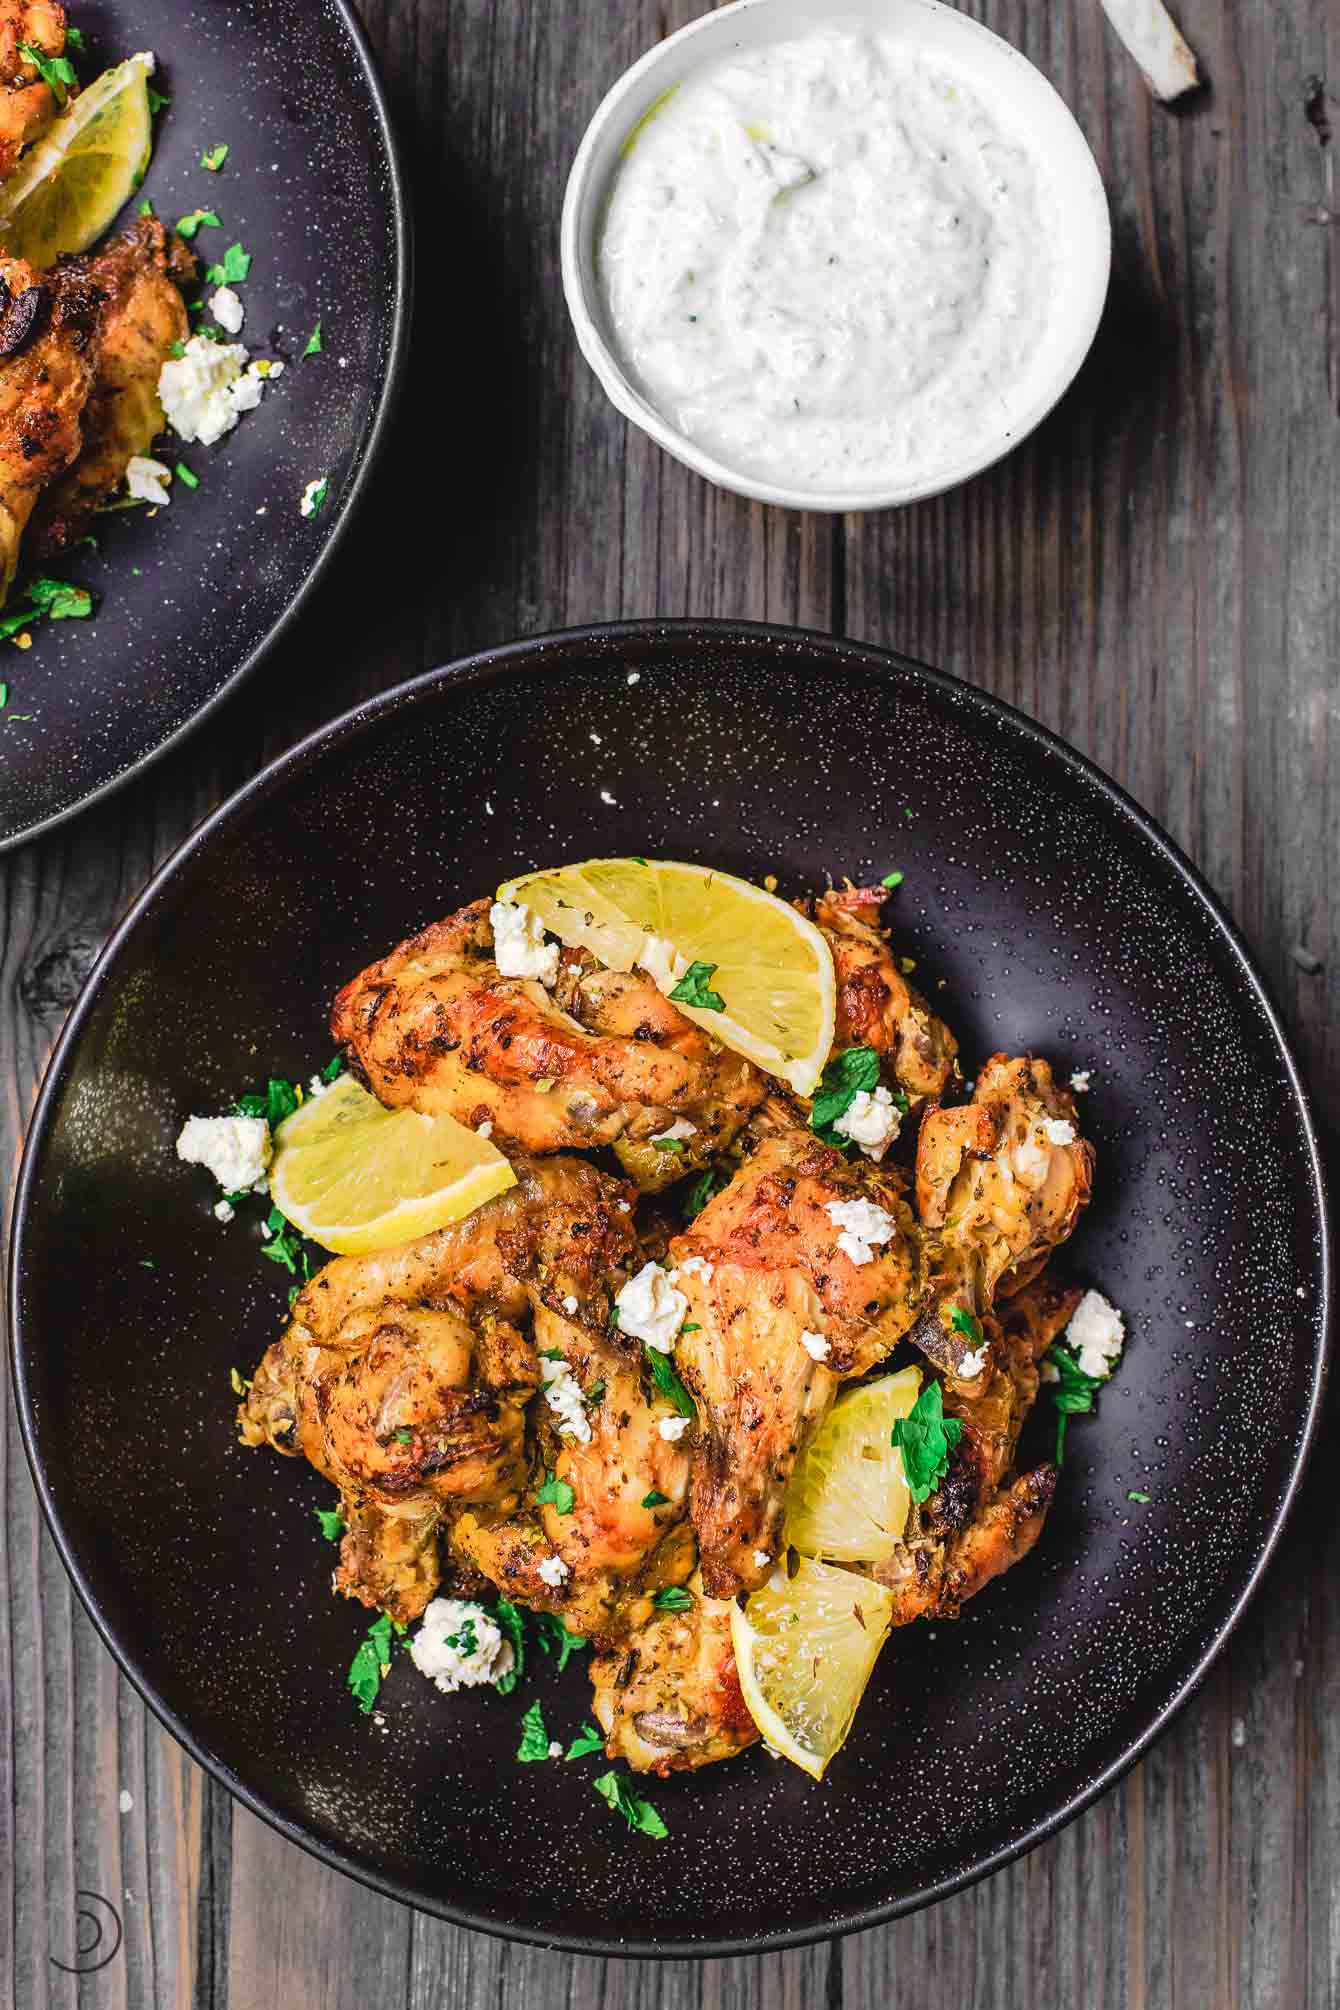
[731,1557,893,1779]
[497,857,835,1097]
[0,54,155,267]
[783,1366,922,1565]
[269,1076,517,1257]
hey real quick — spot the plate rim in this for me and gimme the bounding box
[0,0,414,857]
[8,617,1333,1957]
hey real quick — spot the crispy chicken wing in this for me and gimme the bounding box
[668,1121,926,1597]
[32,217,193,554]
[590,1573,757,1775]
[0,3,67,182]
[238,1154,638,1624]
[804,886,959,1109]
[331,899,766,1185]
[0,247,104,604]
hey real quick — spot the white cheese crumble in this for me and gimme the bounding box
[300,477,328,518]
[1069,1070,1092,1092]
[210,285,245,335]
[475,1119,493,1139]
[958,1344,988,1377]
[125,454,172,506]
[753,1549,771,1568]
[658,1416,690,1442]
[536,1553,569,1587]
[213,1198,235,1224]
[651,1117,697,1145]
[1042,1118,1077,1146]
[1065,1288,1127,1382]
[489,900,560,986]
[800,1330,830,1361]
[615,1261,688,1352]
[176,1114,271,1192]
[409,1598,515,1694]
[540,1355,593,1444]
[833,1085,902,1161]
[548,1740,563,1759]
[825,1197,897,1266]
[562,1294,579,1315]
[159,336,278,446]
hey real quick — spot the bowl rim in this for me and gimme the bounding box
[9,618,1332,1957]
[0,0,415,856]
[560,0,1113,514]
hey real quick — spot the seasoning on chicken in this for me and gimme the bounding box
[590,1574,758,1775]
[0,3,69,183]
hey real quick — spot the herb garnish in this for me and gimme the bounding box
[890,1381,963,1504]
[175,462,200,490]
[492,1601,525,1692]
[234,1076,299,1127]
[19,42,77,105]
[175,208,221,240]
[303,321,324,358]
[681,1166,727,1222]
[319,1054,345,1083]
[652,1136,686,1154]
[881,870,905,889]
[949,1306,984,1348]
[0,575,94,644]
[644,1343,696,1418]
[809,1045,899,1147]
[641,1490,671,1509]
[516,1699,551,1762]
[347,1612,399,1714]
[651,1586,693,1612]
[315,1505,345,1542]
[565,1723,604,1761]
[260,1206,309,1276]
[1127,1490,1151,1504]
[200,143,229,172]
[393,1426,413,1445]
[64,26,86,52]
[532,1612,588,1671]
[228,1366,250,1395]
[1042,1342,1107,1464]
[536,1471,576,1515]
[205,241,251,286]
[147,84,169,115]
[593,1770,668,1838]
[669,961,726,1012]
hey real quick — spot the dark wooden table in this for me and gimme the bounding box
[3,1,1337,2004]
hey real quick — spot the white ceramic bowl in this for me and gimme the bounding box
[561,0,1112,513]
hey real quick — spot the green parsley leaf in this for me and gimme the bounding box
[881,870,905,889]
[205,242,251,287]
[64,25,86,51]
[536,1471,576,1515]
[147,84,169,115]
[393,1426,413,1445]
[1127,1490,1151,1504]
[681,1166,727,1222]
[138,198,154,217]
[492,1600,525,1693]
[644,1343,696,1419]
[201,143,230,172]
[891,1380,964,1504]
[260,1206,306,1274]
[1042,1341,1108,1464]
[303,321,324,358]
[566,1722,605,1761]
[18,42,76,104]
[539,1346,566,1361]
[669,960,726,1012]
[810,1044,883,1145]
[652,1586,693,1612]
[516,1699,552,1763]
[26,577,92,621]
[301,477,329,517]
[0,606,39,641]
[593,1769,668,1839]
[629,855,649,866]
[641,1489,671,1509]
[315,1506,345,1542]
[174,462,200,491]
[532,1612,588,1671]
[0,683,8,708]
[950,1306,984,1348]
[320,1054,345,1083]
[652,1135,686,1154]
[347,1612,395,1714]
[586,1379,606,1405]
[175,208,221,240]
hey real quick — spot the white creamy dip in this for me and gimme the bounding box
[599,28,1052,493]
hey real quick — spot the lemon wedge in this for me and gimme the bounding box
[0,53,155,267]
[497,857,835,1097]
[269,1076,516,1257]
[731,1557,893,1779]
[783,1366,922,1565]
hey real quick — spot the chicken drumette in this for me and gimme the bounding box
[0,3,68,183]
[590,1573,757,1776]
[802,885,959,1111]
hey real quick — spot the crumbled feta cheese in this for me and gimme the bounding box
[1042,1118,1076,1146]
[1066,1288,1126,1381]
[651,1118,697,1145]
[125,454,172,506]
[958,1345,988,1377]
[307,1074,332,1100]
[562,1294,579,1315]
[658,1416,690,1442]
[540,1355,593,1443]
[210,285,245,335]
[213,1198,235,1224]
[476,1119,493,1139]
[825,1197,897,1266]
[176,1114,271,1192]
[1012,1137,1050,1185]
[300,477,328,518]
[672,1253,714,1283]
[615,1261,688,1352]
[548,1741,563,1759]
[489,900,560,986]
[800,1330,830,1361]
[409,1598,515,1694]
[537,1553,569,1587]
[752,1549,771,1569]
[1069,1070,1092,1093]
[159,336,277,446]
[833,1085,902,1161]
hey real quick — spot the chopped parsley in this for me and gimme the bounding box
[260,1206,308,1275]
[536,1471,576,1515]
[0,684,8,709]
[1127,1490,1151,1504]
[593,1770,668,1839]
[393,1426,413,1445]
[64,26,86,52]
[30,577,93,621]
[147,84,169,115]
[565,1723,604,1761]
[175,208,221,240]
[347,1612,397,1714]
[651,1586,693,1612]
[669,961,726,1012]
[644,1343,696,1418]
[201,143,230,172]
[891,1380,963,1504]
[492,1601,525,1693]
[19,42,77,105]
[301,477,329,518]
[641,1489,671,1509]
[652,1135,686,1154]
[810,1044,901,1146]
[205,241,251,287]
[234,1076,300,1126]
[1043,1342,1108,1464]
[319,1054,346,1083]
[228,1366,250,1395]
[586,1379,606,1405]
[950,1306,985,1349]
[303,321,324,358]
[532,1612,588,1671]
[881,870,905,889]
[138,198,154,217]
[444,1615,479,1657]
[315,1506,345,1543]
[175,462,200,490]
[516,1699,551,1762]
[681,1166,727,1222]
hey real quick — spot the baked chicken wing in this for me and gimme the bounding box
[0,3,68,183]
[803,885,959,1109]
[590,1573,757,1775]
[0,247,104,604]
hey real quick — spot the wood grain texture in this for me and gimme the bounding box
[2,0,1337,2005]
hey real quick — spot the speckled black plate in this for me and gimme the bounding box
[0,0,408,851]
[10,623,1331,1955]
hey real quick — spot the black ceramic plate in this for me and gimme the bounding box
[0,0,408,851]
[10,624,1331,1955]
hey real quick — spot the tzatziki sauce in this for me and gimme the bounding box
[598,27,1053,495]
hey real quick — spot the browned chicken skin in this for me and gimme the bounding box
[32,217,194,554]
[0,2,67,183]
[805,885,959,1110]
[591,1574,758,1775]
